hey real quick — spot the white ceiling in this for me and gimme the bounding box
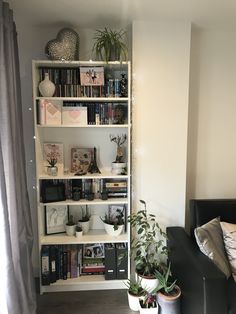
[8,0,236,30]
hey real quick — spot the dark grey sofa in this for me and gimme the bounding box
[167,199,236,314]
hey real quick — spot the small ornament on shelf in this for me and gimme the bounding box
[46,156,58,176]
[38,73,55,97]
[120,73,128,97]
[87,147,101,174]
[110,134,127,175]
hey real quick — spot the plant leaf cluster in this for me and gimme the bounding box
[101,206,125,230]
[129,200,167,276]
[92,28,128,62]
[79,205,91,222]
[154,263,177,295]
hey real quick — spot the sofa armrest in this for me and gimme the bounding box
[167,226,228,314]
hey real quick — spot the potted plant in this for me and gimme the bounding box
[129,200,167,292]
[125,278,145,311]
[46,156,58,176]
[139,293,159,314]
[75,225,83,238]
[101,205,125,237]
[65,215,76,236]
[154,263,181,314]
[110,134,127,175]
[92,28,128,62]
[78,205,91,234]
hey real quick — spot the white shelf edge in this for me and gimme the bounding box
[41,276,127,292]
[40,198,128,206]
[37,124,129,128]
[38,172,129,179]
[35,96,129,102]
[40,229,129,245]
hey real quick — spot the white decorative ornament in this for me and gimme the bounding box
[38,73,55,97]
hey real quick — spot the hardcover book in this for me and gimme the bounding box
[38,99,62,125]
[62,106,88,125]
[43,142,64,175]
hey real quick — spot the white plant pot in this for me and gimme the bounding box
[139,303,159,314]
[137,273,159,293]
[103,222,124,237]
[111,162,126,175]
[79,220,90,234]
[65,224,76,236]
[127,291,141,312]
[75,230,83,238]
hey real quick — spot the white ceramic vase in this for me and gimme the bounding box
[103,222,124,237]
[65,224,76,236]
[75,230,83,238]
[78,220,90,234]
[39,73,55,97]
[111,162,126,175]
[136,273,159,293]
[127,291,140,312]
[139,303,159,314]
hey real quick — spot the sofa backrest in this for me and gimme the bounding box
[190,199,236,238]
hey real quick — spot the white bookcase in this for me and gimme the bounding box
[32,60,131,294]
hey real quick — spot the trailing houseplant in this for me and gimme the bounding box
[92,28,128,62]
[128,200,167,291]
[154,263,181,314]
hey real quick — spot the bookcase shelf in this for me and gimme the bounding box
[40,198,129,206]
[41,229,129,245]
[41,276,127,293]
[33,60,131,294]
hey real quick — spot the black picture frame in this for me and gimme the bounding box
[45,205,69,235]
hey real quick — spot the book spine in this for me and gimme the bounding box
[39,99,46,125]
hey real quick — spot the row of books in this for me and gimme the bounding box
[38,67,127,98]
[41,243,128,285]
[37,100,128,125]
[40,178,128,202]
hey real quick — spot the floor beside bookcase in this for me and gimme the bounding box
[36,287,133,314]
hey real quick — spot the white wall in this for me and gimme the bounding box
[187,29,236,210]
[132,20,191,228]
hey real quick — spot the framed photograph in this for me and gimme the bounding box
[71,147,93,174]
[83,243,105,259]
[80,67,104,86]
[45,205,68,235]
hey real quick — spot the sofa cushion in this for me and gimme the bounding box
[194,217,231,278]
[220,222,236,282]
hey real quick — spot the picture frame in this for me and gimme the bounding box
[45,205,68,235]
[71,147,93,174]
[80,67,104,86]
[83,243,105,259]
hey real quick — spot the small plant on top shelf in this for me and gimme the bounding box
[92,28,128,62]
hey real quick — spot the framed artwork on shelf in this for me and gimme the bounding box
[83,243,105,259]
[45,205,68,235]
[71,147,93,174]
[80,67,104,86]
[43,142,64,175]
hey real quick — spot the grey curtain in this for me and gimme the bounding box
[0,1,36,313]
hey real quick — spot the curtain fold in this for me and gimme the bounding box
[0,1,36,313]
